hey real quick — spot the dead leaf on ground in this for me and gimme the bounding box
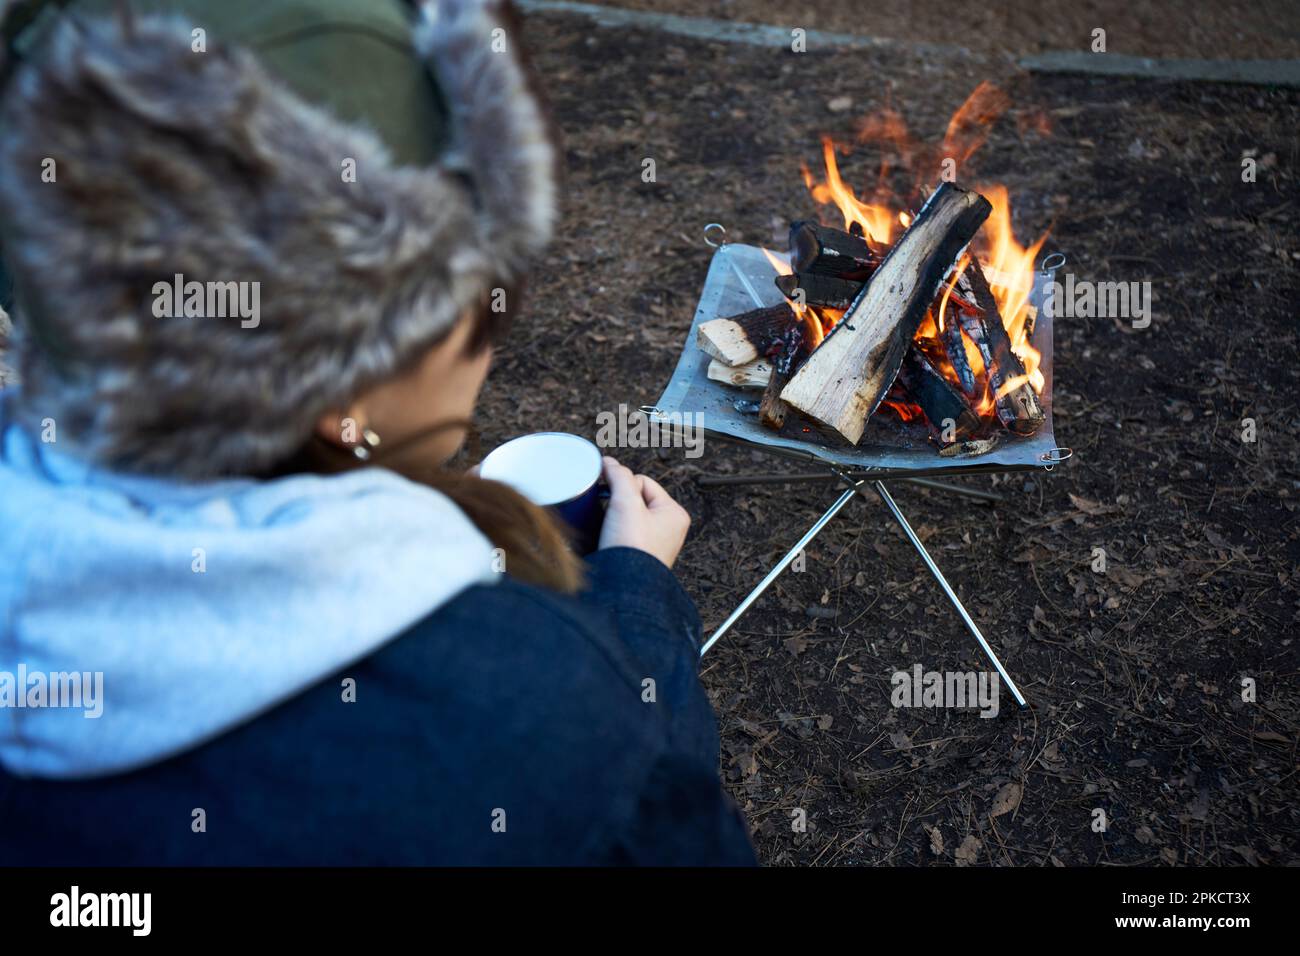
[955,834,981,866]
[925,824,945,856]
[990,781,1023,819]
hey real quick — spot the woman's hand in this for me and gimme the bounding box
[598,455,691,569]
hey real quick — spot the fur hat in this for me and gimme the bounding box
[0,0,557,477]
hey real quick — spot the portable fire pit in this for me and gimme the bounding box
[648,197,1071,708]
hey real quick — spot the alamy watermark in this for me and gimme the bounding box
[0,665,103,718]
[152,273,261,329]
[594,403,704,458]
[50,886,150,936]
[891,664,1000,718]
[1047,273,1152,329]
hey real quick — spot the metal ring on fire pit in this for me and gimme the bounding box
[702,223,728,248]
[1038,446,1073,471]
[1039,252,1066,275]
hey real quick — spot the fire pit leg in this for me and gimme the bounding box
[699,472,1029,709]
[699,484,862,657]
[873,480,1029,709]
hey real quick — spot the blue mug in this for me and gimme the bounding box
[479,432,609,555]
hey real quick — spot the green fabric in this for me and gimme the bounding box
[3,0,449,166]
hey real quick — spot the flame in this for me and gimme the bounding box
[882,398,923,423]
[804,139,897,246]
[762,247,792,278]
[978,185,1046,392]
[763,247,827,348]
[940,81,1011,171]
[994,373,1032,401]
[799,83,1050,424]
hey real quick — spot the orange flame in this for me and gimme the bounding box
[804,139,897,246]
[762,247,828,348]
[978,185,1047,392]
[882,397,923,423]
[940,81,1011,171]
[762,247,792,278]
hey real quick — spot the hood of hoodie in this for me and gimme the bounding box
[0,392,500,779]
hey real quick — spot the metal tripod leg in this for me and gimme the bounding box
[873,481,1028,708]
[700,476,1029,708]
[699,482,862,656]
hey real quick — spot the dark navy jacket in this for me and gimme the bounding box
[0,548,757,865]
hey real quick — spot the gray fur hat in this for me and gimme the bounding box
[0,0,557,477]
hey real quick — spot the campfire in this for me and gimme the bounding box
[696,84,1050,458]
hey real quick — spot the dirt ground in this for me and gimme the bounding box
[599,0,1300,61]
[475,5,1300,865]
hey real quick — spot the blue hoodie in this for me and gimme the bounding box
[0,391,501,779]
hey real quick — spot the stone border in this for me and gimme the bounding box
[518,0,1300,88]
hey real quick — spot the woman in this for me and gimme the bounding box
[0,0,756,865]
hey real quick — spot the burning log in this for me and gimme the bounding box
[696,303,797,367]
[897,347,982,445]
[941,319,977,396]
[959,263,1046,436]
[775,272,863,310]
[706,357,771,388]
[1023,303,1038,340]
[759,322,810,431]
[779,183,993,445]
[788,220,878,279]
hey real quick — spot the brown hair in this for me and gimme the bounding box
[269,287,586,595]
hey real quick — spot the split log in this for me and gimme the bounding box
[896,347,983,445]
[696,303,797,367]
[788,220,878,279]
[779,183,993,445]
[759,369,790,430]
[775,272,863,310]
[959,263,1046,436]
[760,322,810,430]
[707,357,771,388]
[941,319,977,396]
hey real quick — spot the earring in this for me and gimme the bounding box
[352,427,383,461]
